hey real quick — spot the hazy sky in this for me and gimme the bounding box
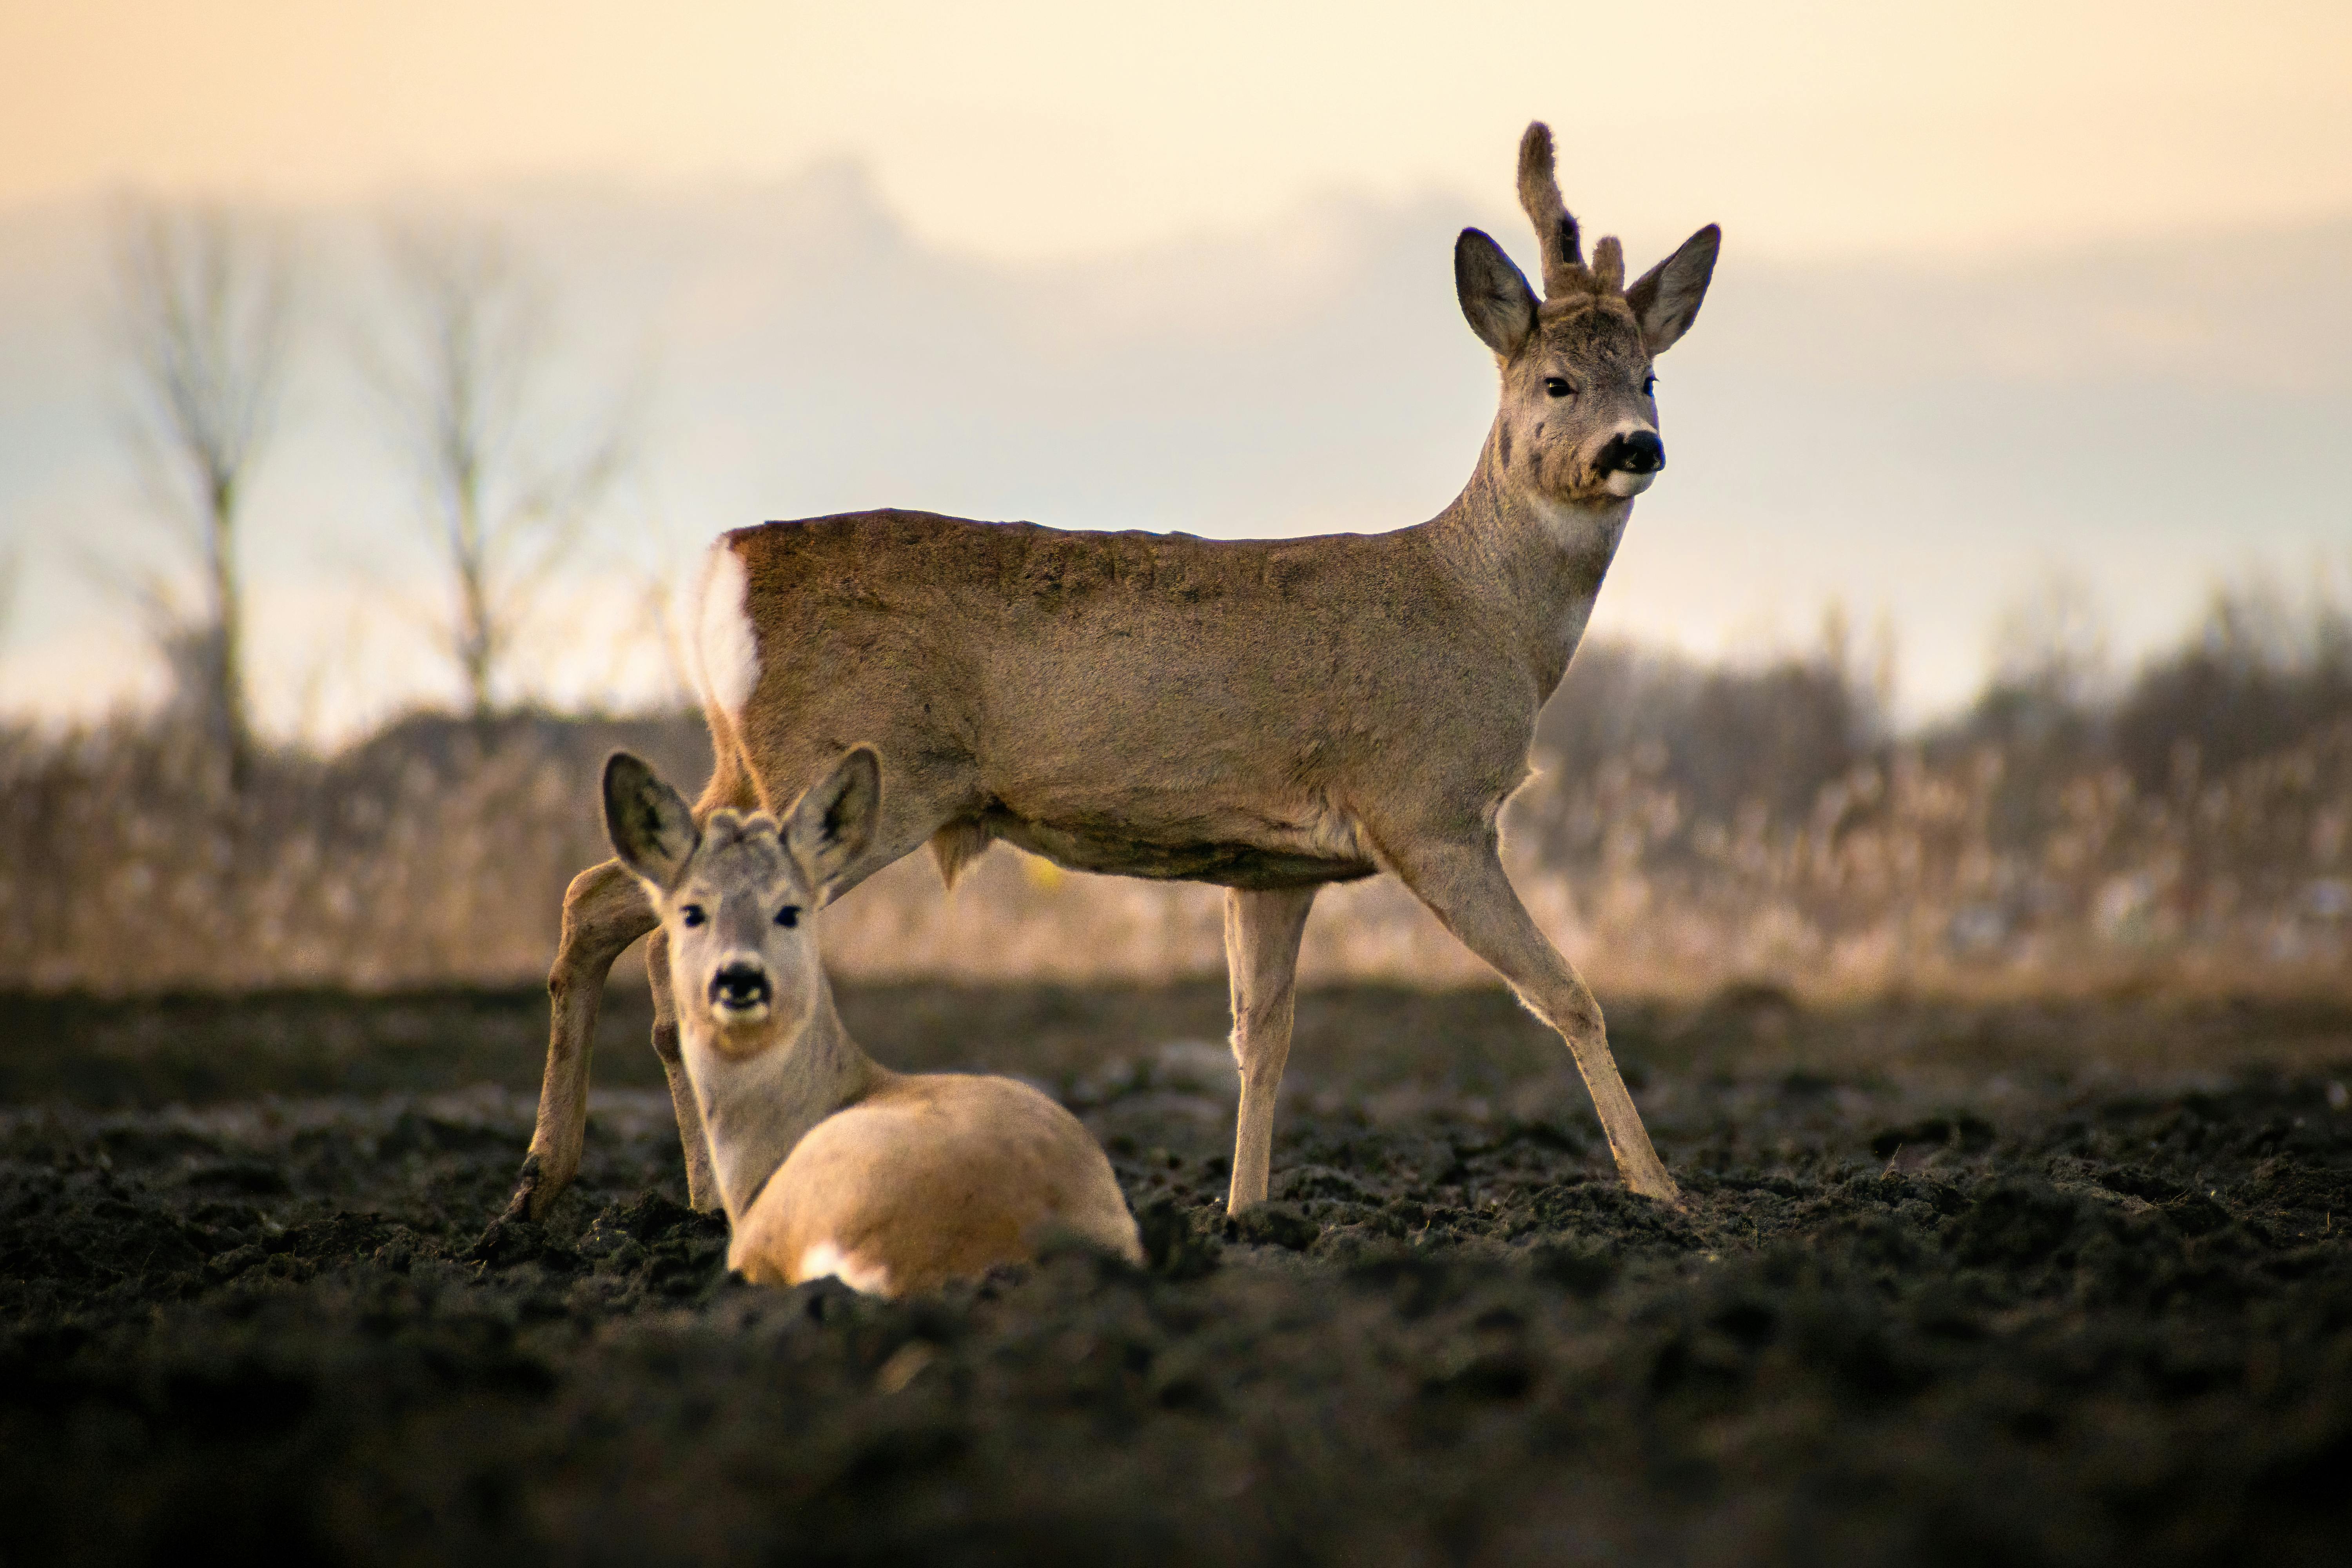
[2,2,2348,739]
[7,1,2350,260]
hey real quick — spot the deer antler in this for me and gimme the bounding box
[1590,235,1624,293]
[1519,122,1629,298]
[1517,122,1583,296]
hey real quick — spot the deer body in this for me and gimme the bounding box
[706,503,1600,890]
[603,749,1143,1296]
[734,1074,1144,1294]
[512,121,1718,1227]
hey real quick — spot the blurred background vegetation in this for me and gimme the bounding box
[3,572,2344,998]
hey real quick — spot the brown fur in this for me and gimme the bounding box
[734,1074,1141,1294]
[510,122,1724,1225]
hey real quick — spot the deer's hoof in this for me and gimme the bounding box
[499,1154,543,1223]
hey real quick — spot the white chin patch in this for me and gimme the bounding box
[1603,470,1656,498]
[797,1241,894,1296]
[695,541,759,718]
[712,998,771,1027]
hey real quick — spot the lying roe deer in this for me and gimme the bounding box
[506,120,1719,1222]
[602,747,1143,1293]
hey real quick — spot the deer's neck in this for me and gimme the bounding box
[682,985,882,1225]
[1430,425,1633,698]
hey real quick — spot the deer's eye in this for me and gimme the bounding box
[1642,374,1657,396]
[775,905,800,929]
[1543,377,1574,398]
[679,905,707,928]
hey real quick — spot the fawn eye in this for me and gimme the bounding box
[1543,377,1574,398]
[1642,374,1657,395]
[775,905,800,929]
[679,905,706,928]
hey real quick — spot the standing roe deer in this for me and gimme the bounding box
[601,746,1143,1294]
[506,120,1719,1222]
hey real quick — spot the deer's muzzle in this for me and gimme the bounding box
[709,960,772,1018]
[1595,429,1664,476]
[1595,428,1664,498]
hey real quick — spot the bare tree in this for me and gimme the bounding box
[111,201,295,783]
[369,225,628,720]
[1989,567,2111,713]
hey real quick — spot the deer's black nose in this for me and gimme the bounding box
[710,962,771,1010]
[1596,430,1665,474]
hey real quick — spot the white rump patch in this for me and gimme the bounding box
[796,1240,894,1296]
[694,541,759,718]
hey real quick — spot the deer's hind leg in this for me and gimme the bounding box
[1223,884,1318,1215]
[645,931,720,1211]
[1375,828,1680,1207]
[508,856,659,1220]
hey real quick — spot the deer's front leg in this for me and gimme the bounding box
[644,930,720,1212]
[1223,884,1318,1215]
[507,857,658,1220]
[1379,831,1680,1207]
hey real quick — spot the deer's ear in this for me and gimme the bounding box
[1455,229,1538,356]
[603,752,699,891]
[786,746,882,904]
[1626,224,1719,354]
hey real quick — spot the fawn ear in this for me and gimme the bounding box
[786,746,882,904]
[603,752,700,892]
[1625,224,1719,354]
[1455,229,1538,357]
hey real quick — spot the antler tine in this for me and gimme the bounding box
[1591,235,1624,293]
[1516,121,1583,296]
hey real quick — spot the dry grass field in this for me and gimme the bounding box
[4,611,2347,1002]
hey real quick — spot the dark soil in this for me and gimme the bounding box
[5,983,2352,1566]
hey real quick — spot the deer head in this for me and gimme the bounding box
[603,747,881,1055]
[1455,122,1719,508]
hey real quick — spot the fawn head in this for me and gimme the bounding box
[603,748,881,1051]
[1455,122,1719,507]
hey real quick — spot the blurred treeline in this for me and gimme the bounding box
[3,579,2347,998]
[1519,578,2352,995]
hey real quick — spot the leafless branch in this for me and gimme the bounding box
[107,199,296,781]
[366,221,634,719]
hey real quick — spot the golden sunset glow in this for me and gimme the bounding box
[6,1,2349,259]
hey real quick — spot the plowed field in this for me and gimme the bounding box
[5,984,2350,1565]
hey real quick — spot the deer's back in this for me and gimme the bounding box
[720,512,1541,872]
[727,1070,1142,1297]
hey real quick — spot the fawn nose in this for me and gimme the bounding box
[1596,429,1665,475]
[709,961,771,1012]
